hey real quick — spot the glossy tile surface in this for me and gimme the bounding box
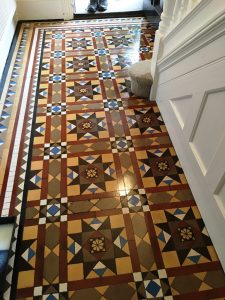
[0,17,225,299]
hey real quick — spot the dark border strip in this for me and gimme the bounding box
[73,10,155,19]
[19,18,63,23]
[74,10,160,23]
[10,30,46,300]
[0,22,22,99]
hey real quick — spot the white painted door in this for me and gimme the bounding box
[153,0,225,270]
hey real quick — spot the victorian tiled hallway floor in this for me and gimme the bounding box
[0,17,225,299]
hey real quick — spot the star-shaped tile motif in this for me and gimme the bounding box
[106,35,134,48]
[138,148,185,186]
[66,56,97,72]
[152,207,214,267]
[67,216,130,279]
[67,112,108,140]
[126,107,165,135]
[67,81,102,101]
[71,37,93,50]
[67,155,117,194]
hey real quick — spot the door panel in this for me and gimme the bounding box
[155,8,225,269]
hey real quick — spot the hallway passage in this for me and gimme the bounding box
[0,17,225,299]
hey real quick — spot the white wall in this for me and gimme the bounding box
[17,0,63,20]
[0,0,17,81]
[17,0,74,20]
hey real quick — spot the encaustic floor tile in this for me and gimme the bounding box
[0,17,225,300]
[66,153,125,196]
[150,205,218,268]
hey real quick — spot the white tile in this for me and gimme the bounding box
[133,272,142,282]
[34,286,43,296]
[122,207,129,214]
[158,269,167,279]
[59,283,68,292]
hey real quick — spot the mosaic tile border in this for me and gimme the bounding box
[3,28,44,300]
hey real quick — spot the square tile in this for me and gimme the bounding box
[121,189,148,213]
[98,70,116,80]
[110,137,134,153]
[134,271,171,299]
[103,98,123,111]
[34,286,43,296]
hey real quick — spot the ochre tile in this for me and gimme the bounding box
[110,214,125,228]
[68,220,82,234]
[17,271,35,289]
[23,225,38,240]
[115,257,133,274]
[68,263,84,281]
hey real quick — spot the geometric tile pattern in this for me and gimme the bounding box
[67,154,119,195]
[66,80,102,102]
[151,206,217,268]
[67,215,131,280]
[0,28,30,159]
[0,17,224,300]
[125,107,166,135]
[133,269,172,299]
[66,111,109,141]
[137,147,187,188]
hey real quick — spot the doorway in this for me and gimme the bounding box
[74,0,145,14]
